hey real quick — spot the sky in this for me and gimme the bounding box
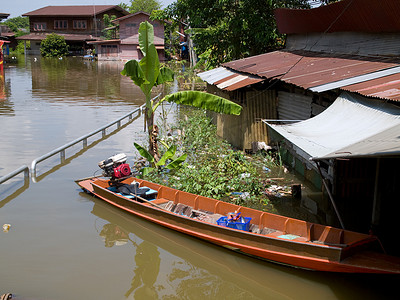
[2,0,176,19]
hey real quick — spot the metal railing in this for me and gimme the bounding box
[31,103,146,178]
[0,165,30,185]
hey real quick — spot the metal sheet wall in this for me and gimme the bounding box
[278,91,312,121]
[242,89,277,150]
[286,32,400,57]
[208,85,277,150]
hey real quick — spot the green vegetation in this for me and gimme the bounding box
[0,16,29,34]
[158,0,327,68]
[13,41,30,54]
[102,14,117,40]
[119,0,161,14]
[141,108,277,208]
[121,21,242,161]
[40,33,69,58]
[0,16,30,54]
[134,142,187,175]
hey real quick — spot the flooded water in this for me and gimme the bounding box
[0,56,398,300]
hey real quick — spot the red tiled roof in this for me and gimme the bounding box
[23,5,129,17]
[274,0,400,34]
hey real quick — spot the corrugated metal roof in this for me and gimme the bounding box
[202,50,400,101]
[275,0,400,34]
[310,66,400,92]
[342,73,400,101]
[23,5,128,17]
[198,67,263,91]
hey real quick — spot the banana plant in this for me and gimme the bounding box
[121,21,242,162]
[134,142,187,176]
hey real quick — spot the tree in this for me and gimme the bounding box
[162,0,312,68]
[120,0,162,14]
[0,16,29,33]
[40,33,69,58]
[103,14,117,39]
[121,21,242,161]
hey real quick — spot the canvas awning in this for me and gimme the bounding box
[264,92,400,162]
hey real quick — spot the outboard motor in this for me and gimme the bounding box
[98,153,131,179]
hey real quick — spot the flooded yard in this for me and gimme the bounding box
[0,56,397,300]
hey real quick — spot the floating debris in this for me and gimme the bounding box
[264,184,302,199]
[2,224,11,232]
[265,185,291,198]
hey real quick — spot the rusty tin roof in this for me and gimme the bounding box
[206,50,400,101]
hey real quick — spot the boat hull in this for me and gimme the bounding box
[76,176,400,274]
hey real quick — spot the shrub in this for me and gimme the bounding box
[40,33,69,58]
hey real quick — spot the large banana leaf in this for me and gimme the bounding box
[138,21,153,57]
[156,65,175,86]
[138,21,160,97]
[134,142,154,163]
[166,153,188,170]
[156,144,177,166]
[162,91,242,115]
[120,60,148,89]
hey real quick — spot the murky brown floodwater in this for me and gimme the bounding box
[0,56,398,300]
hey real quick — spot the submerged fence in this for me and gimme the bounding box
[0,165,30,185]
[0,103,146,185]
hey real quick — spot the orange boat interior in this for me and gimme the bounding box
[89,177,374,249]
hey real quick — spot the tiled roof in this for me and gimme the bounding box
[23,5,128,17]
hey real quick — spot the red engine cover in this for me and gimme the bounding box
[113,163,131,178]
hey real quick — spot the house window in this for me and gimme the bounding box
[73,20,87,29]
[126,23,136,27]
[100,45,118,56]
[33,23,46,31]
[54,20,68,29]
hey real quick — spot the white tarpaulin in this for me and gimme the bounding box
[265,92,400,161]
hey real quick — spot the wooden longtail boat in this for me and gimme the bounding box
[76,176,400,274]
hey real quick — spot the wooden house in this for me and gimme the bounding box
[198,0,400,256]
[89,12,165,62]
[17,5,129,55]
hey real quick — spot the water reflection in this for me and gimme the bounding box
[99,222,161,298]
[90,195,400,300]
[100,223,130,247]
[126,240,160,299]
[91,197,311,299]
[91,198,275,299]
[0,67,13,115]
[30,57,143,106]
[0,56,147,176]
[0,177,29,207]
